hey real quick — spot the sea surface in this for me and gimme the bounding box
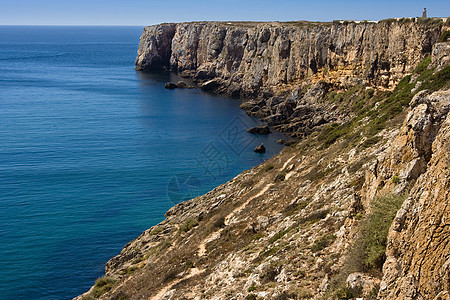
[0,26,284,299]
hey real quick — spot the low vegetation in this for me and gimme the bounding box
[416,17,443,27]
[311,234,336,253]
[318,57,450,149]
[355,193,407,271]
[327,193,407,298]
[262,164,275,172]
[88,276,116,298]
[438,30,449,43]
[179,217,199,232]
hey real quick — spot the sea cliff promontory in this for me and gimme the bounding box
[135,19,444,138]
[78,18,450,299]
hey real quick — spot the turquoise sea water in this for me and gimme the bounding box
[0,26,284,299]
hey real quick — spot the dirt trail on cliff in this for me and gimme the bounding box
[150,268,204,300]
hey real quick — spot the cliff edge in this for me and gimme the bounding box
[78,18,449,300]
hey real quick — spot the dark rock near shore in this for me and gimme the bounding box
[200,78,222,91]
[165,81,194,89]
[254,144,266,153]
[247,125,271,134]
[164,82,177,89]
[180,70,195,78]
[176,81,187,88]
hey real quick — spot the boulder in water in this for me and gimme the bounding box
[254,144,266,153]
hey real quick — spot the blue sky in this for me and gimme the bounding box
[1,0,449,25]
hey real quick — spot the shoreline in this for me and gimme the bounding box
[77,18,449,299]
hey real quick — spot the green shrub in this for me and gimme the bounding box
[335,285,363,299]
[398,17,413,25]
[258,246,280,260]
[361,136,382,149]
[247,286,257,292]
[126,266,139,274]
[269,229,290,243]
[311,234,336,252]
[319,56,448,149]
[274,172,287,182]
[438,30,450,42]
[391,175,400,184]
[379,18,397,24]
[149,226,164,235]
[301,209,329,223]
[413,56,431,74]
[418,66,450,92]
[354,193,407,272]
[179,217,199,232]
[263,164,275,172]
[417,17,443,27]
[326,193,406,297]
[91,276,116,298]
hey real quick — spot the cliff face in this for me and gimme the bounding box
[136,21,441,91]
[378,90,450,299]
[136,20,443,137]
[78,19,449,300]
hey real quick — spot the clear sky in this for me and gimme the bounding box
[1,0,449,26]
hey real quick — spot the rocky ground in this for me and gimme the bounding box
[77,19,449,300]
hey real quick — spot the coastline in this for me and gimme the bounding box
[77,19,450,299]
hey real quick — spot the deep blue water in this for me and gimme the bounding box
[0,26,284,299]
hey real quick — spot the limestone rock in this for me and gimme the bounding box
[378,90,450,299]
[431,42,450,72]
[135,24,176,70]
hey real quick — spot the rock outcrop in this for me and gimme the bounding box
[378,89,450,300]
[247,125,271,134]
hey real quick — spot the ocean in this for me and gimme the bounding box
[0,26,284,299]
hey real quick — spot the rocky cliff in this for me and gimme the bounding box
[136,19,444,138]
[78,19,449,300]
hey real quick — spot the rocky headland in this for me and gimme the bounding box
[78,18,450,299]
